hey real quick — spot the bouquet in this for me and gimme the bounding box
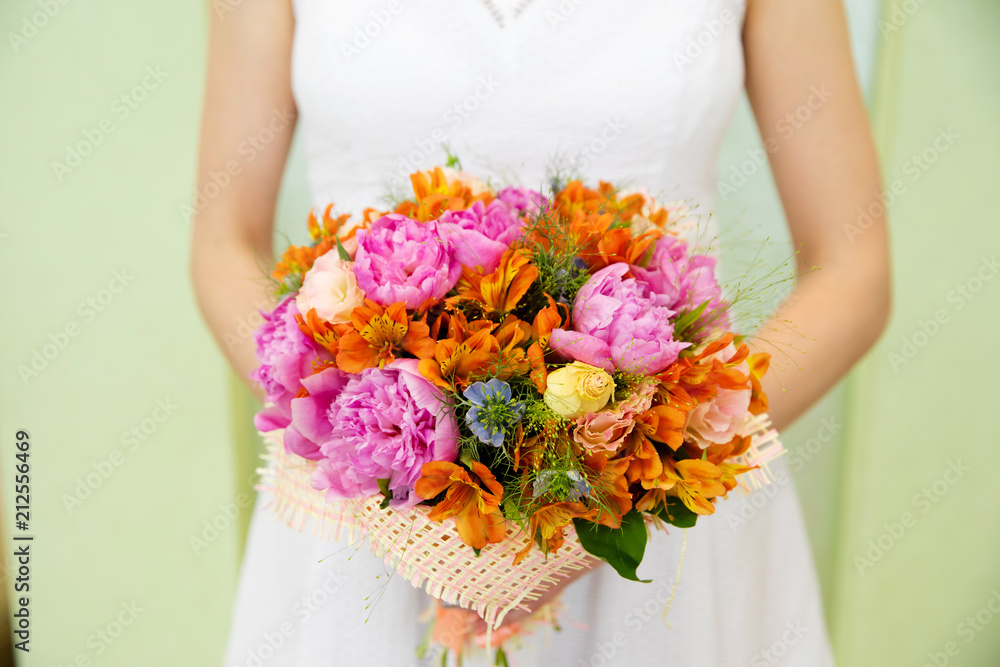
[251,166,784,661]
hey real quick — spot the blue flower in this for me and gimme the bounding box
[463,379,525,447]
[532,469,590,502]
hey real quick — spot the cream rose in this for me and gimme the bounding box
[684,342,751,448]
[296,252,365,324]
[544,362,616,419]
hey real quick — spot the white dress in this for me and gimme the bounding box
[225,1,836,665]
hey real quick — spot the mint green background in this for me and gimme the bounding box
[0,1,997,665]
[830,1,1000,664]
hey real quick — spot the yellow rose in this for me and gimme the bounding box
[543,362,616,418]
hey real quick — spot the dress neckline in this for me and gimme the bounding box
[479,0,536,28]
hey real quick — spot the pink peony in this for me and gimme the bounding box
[573,384,655,454]
[283,366,352,461]
[306,359,459,509]
[496,185,545,221]
[549,263,690,375]
[250,297,330,436]
[684,343,751,448]
[435,208,508,274]
[632,236,728,332]
[296,252,366,324]
[352,214,462,309]
[436,197,533,272]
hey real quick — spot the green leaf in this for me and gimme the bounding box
[444,145,462,170]
[472,547,482,558]
[336,236,352,262]
[495,646,509,667]
[655,497,699,529]
[377,478,393,510]
[572,510,651,583]
[672,301,710,341]
[636,241,658,268]
[459,449,477,468]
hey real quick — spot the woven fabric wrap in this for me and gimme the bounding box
[256,415,783,627]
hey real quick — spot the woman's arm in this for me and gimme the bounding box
[743,0,891,430]
[189,0,297,400]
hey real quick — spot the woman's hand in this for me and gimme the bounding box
[468,559,598,635]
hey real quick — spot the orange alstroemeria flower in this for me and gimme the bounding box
[702,434,754,465]
[634,453,728,517]
[527,344,548,393]
[512,429,544,473]
[670,458,728,516]
[416,461,506,550]
[717,461,756,494]
[427,309,493,341]
[584,452,633,529]
[488,315,532,378]
[567,212,615,261]
[430,602,474,658]
[518,183,604,256]
[419,328,500,390]
[657,333,753,415]
[295,307,345,357]
[581,227,662,273]
[526,295,568,392]
[747,351,771,415]
[335,300,435,373]
[634,203,672,231]
[625,426,664,487]
[455,248,538,316]
[701,434,757,493]
[553,181,646,224]
[306,204,354,242]
[420,309,531,390]
[634,487,671,514]
[552,180,605,219]
[529,295,567,347]
[640,404,688,451]
[545,180,651,257]
[276,204,370,284]
[624,403,688,488]
[273,237,335,284]
[394,167,493,222]
[514,501,597,565]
